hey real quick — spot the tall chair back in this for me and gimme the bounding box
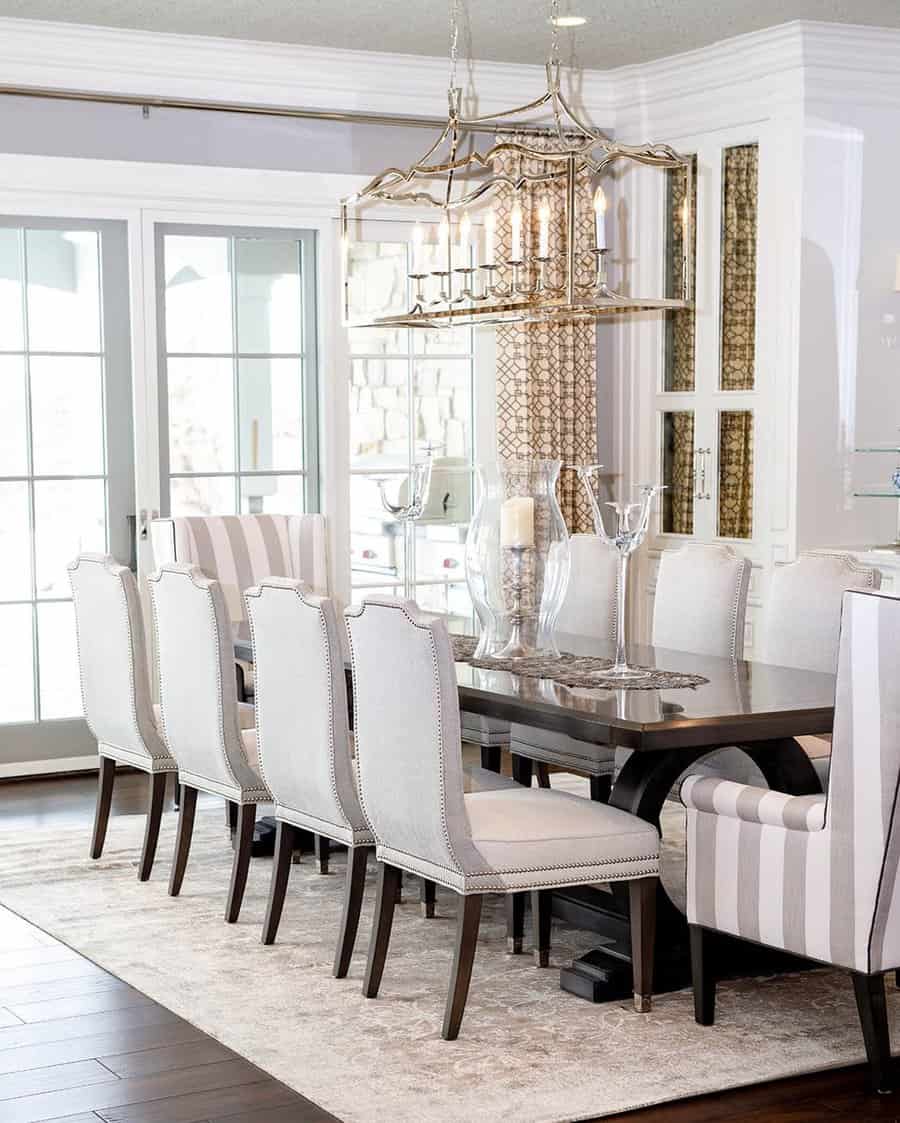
[148,563,267,802]
[555,534,618,641]
[346,597,487,879]
[652,543,751,659]
[762,551,880,674]
[68,554,173,772]
[245,578,368,841]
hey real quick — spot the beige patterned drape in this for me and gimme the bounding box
[665,159,697,393]
[720,145,758,392]
[663,412,695,535]
[718,411,754,538]
[493,134,597,533]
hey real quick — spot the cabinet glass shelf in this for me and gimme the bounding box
[855,446,900,454]
[853,488,900,498]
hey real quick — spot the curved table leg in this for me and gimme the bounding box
[560,738,823,1003]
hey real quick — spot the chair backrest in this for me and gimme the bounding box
[556,534,618,641]
[244,578,367,835]
[652,543,751,659]
[761,552,881,674]
[148,563,263,794]
[150,514,328,635]
[825,590,900,972]
[345,597,486,875]
[68,553,170,765]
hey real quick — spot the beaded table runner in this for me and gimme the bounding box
[451,635,709,691]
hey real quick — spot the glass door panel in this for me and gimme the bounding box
[718,409,754,539]
[661,410,695,535]
[0,218,133,764]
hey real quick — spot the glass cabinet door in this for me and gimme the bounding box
[661,410,695,535]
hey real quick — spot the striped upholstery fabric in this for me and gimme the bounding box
[150,514,328,639]
[683,589,900,974]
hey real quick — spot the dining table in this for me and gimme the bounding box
[234,629,835,1003]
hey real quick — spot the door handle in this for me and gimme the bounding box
[695,448,711,501]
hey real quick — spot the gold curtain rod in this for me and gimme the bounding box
[0,84,597,137]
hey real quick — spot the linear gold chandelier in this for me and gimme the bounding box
[341,0,694,329]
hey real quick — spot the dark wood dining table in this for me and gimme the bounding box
[235,630,835,1003]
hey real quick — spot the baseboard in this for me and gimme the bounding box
[0,755,99,780]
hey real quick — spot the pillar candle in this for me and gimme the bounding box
[593,186,607,251]
[500,496,535,548]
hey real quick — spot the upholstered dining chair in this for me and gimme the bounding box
[68,553,178,880]
[682,588,900,1094]
[243,577,377,973]
[148,563,271,922]
[346,596,660,1039]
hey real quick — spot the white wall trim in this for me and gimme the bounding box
[0,755,99,779]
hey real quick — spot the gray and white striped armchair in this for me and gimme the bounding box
[682,588,900,1093]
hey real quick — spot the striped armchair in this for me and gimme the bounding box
[150,514,329,641]
[682,589,900,1093]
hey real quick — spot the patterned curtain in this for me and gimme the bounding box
[718,411,754,539]
[664,159,697,393]
[493,134,597,532]
[663,412,695,535]
[720,145,758,392]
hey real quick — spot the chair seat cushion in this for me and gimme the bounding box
[460,712,510,747]
[509,723,616,776]
[461,787,659,891]
[239,728,264,780]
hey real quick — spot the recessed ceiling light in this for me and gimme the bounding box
[550,14,588,27]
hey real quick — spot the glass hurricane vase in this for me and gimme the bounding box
[464,458,570,659]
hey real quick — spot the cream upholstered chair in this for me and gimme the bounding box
[682,589,900,1094]
[509,534,619,799]
[652,543,751,659]
[346,596,660,1039]
[148,563,271,922]
[243,577,376,972]
[68,554,178,880]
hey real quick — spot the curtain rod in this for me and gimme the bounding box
[0,84,596,137]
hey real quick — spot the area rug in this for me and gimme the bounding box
[0,799,892,1123]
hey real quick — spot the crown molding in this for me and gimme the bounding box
[0,17,615,128]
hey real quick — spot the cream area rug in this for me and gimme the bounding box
[0,799,893,1123]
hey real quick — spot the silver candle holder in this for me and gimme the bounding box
[494,544,532,660]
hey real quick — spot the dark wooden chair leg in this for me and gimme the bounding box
[226,800,238,834]
[234,661,247,702]
[535,763,551,788]
[225,803,256,923]
[171,772,180,811]
[442,894,483,1040]
[169,785,198,897]
[315,834,330,875]
[421,878,436,918]
[481,746,502,773]
[852,972,894,1094]
[689,923,715,1025]
[262,821,296,945]
[531,889,552,967]
[629,877,657,1012]
[590,774,612,803]
[90,756,116,859]
[506,893,525,953]
[511,754,533,787]
[138,772,168,882]
[334,845,372,978]
[363,862,401,998]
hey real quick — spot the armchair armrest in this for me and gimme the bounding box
[680,775,826,832]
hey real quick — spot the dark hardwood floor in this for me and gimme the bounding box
[0,769,893,1122]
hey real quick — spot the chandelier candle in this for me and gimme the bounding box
[593,186,607,251]
[510,200,524,262]
[538,199,551,259]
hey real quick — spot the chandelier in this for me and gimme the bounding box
[341,1,694,329]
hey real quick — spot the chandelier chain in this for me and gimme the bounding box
[549,0,560,66]
[448,0,460,92]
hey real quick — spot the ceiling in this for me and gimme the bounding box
[1,0,899,67]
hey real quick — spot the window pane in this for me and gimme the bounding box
[168,357,234,473]
[350,473,403,588]
[34,479,106,599]
[413,359,472,459]
[415,523,468,584]
[414,578,473,628]
[0,228,24,351]
[350,359,409,467]
[413,326,473,357]
[349,325,407,357]
[718,410,754,538]
[0,604,34,723]
[26,229,101,354]
[235,238,302,354]
[346,241,408,327]
[170,475,236,517]
[720,144,759,391]
[240,474,305,515]
[661,411,695,534]
[37,600,82,719]
[164,235,232,353]
[238,359,302,472]
[0,482,31,602]
[0,355,28,475]
[664,158,697,392]
[30,356,104,477]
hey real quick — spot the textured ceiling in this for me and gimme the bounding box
[1,0,899,66]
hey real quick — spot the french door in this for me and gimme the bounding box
[0,218,134,767]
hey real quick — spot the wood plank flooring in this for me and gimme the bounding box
[0,769,893,1122]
